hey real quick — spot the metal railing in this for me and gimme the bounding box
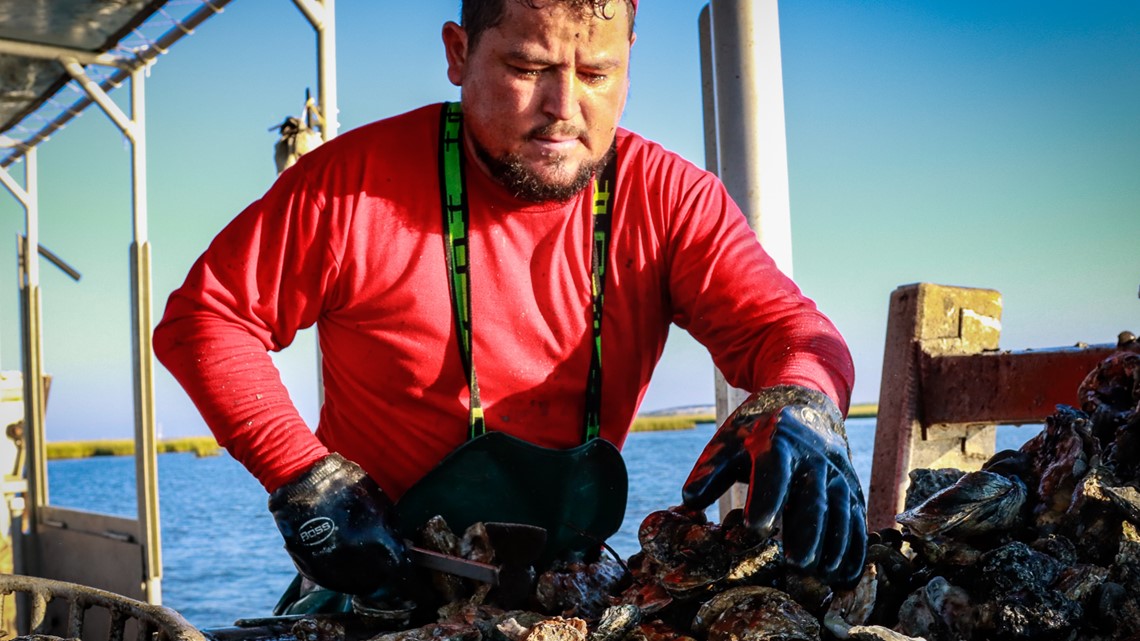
[0,574,205,641]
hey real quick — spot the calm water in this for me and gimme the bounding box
[45,419,1038,629]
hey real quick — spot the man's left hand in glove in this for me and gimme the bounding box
[681,384,867,587]
[268,453,410,597]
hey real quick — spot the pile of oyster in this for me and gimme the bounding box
[368,333,1140,641]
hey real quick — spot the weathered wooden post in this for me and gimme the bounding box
[867,283,1119,531]
[867,283,1002,531]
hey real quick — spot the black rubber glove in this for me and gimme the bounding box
[682,385,867,587]
[268,453,410,596]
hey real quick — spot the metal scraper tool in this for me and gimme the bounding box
[406,521,548,601]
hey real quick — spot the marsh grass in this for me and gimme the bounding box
[47,437,220,460]
[631,414,716,432]
[631,402,876,432]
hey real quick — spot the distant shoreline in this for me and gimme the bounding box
[46,437,220,460]
[632,401,877,432]
[45,403,878,459]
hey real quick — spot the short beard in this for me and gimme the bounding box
[472,127,613,203]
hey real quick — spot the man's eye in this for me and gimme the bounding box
[512,66,541,77]
[581,73,608,85]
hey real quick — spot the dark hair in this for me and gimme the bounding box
[462,0,636,49]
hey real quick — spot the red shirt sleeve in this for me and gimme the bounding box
[153,161,333,492]
[658,168,854,414]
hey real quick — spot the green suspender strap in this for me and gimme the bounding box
[438,101,615,444]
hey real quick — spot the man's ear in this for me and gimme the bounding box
[442,21,469,87]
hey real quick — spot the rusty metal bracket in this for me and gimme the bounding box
[918,345,1114,426]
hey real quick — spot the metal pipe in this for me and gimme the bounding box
[127,67,163,606]
[25,151,38,288]
[61,60,139,143]
[21,149,47,528]
[1,0,234,168]
[318,0,338,140]
[60,57,164,607]
[293,0,338,140]
[0,38,132,69]
[699,5,718,178]
[33,245,81,282]
[708,0,793,275]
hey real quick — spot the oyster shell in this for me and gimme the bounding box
[897,470,1026,539]
[894,576,974,641]
[588,605,642,641]
[691,586,820,641]
[535,557,626,620]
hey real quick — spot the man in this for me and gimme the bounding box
[153,0,865,606]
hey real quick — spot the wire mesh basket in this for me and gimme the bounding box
[0,574,205,641]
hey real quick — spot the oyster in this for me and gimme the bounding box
[535,557,626,620]
[846,627,926,641]
[588,605,642,641]
[626,621,696,641]
[416,515,467,603]
[903,469,965,511]
[974,542,1062,597]
[496,617,589,641]
[976,588,1082,641]
[291,618,345,641]
[894,576,974,641]
[1079,349,1140,433]
[1021,406,1097,530]
[896,470,1026,539]
[691,586,820,641]
[626,508,781,605]
[824,563,879,635]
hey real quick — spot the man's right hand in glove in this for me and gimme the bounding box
[268,453,410,596]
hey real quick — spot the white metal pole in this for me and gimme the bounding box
[319,0,338,141]
[63,57,163,604]
[24,154,38,290]
[706,0,794,514]
[294,0,339,140]
[709,0,793,273]
[128,67,163,606]
[22,148,47,522]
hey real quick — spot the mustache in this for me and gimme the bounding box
[526,122,585,140]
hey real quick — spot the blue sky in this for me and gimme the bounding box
[0,1,1137,441]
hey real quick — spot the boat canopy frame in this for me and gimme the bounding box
[0,0,340,610]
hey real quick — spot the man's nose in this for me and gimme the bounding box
[541,70,580,122]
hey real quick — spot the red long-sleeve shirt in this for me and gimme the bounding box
[153,104,854,496]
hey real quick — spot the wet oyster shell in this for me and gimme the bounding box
[897,470,1026,539]
[975,541,1062,596]
[894,576,974,641]
[846,626,926,641]
[904,469,965,511]
[978,588,1082,641]
[536,558,626,620]
[1022,406,1096,530]
[691,586,820,641]
[588,605,642,641]
[626,621,696,641]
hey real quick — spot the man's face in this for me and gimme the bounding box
[443,2,634,202]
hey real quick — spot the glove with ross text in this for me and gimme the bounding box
[681,385,867,587]
[268,453,410,596]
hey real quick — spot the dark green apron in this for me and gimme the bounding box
[397,102,626,561]
[276,103,627,615]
